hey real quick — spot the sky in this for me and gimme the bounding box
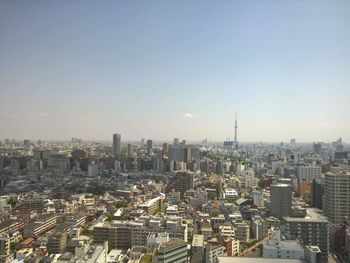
[0,0,349,142]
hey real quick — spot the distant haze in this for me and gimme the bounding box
[0,1,349,142]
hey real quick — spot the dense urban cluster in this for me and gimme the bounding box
[0,134,349,263]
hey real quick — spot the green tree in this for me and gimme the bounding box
[115,200,128,208]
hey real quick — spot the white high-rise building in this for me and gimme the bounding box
[297,166,321,182]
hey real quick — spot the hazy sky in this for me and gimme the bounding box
[0,1,349,142]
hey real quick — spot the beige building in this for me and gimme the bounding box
[138,196,162,216]
[191,235,205,263]
[324,171,350,223]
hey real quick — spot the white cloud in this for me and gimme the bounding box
[184,113,193,118]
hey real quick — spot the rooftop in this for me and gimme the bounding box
[192,234,204,247]
[218,257,304,263]
[158,239,186,252]
[284,208,328,223]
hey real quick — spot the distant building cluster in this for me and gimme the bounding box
[0,135,348,262]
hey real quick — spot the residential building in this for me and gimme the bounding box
[47,231,67,254]
[283,209,329,263]
[205,244,226,263]
[324,171,350,223]
[23,214,58,237]
[233,221,250,244]
[138,196,162,216]
[152,239,188,263]
[167,171,194,197]
[297,166,321,182]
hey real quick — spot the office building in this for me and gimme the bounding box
[270,183,292,218]
[127,143,132,156]
[313,143,322,155]
[112,133,121,157]
[147,139,153,156]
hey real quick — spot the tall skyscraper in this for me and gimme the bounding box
[324,171,350,223]
[270,183,292,218]
[127,143,132,156]
[313,143,322,155]
[112,133,121,157]
[147,139,153,156]
[234,113,238,149]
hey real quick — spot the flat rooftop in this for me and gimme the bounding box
[192,234,204,247]
[158,239,186,252]
[284,208,328,223]
[218,257,304,263]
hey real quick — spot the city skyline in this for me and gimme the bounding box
[1,1,350,141]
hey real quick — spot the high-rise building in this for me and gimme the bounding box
[166,171,194,197]
[311,179,324,209]
[283,209,329,263]
[147,139,153,156]
[297,166,321,182]
[127,143,132,156]
[324,171,350,224]
[270,183,292,218]
[112,133,121,157]
[313,143,322,155]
